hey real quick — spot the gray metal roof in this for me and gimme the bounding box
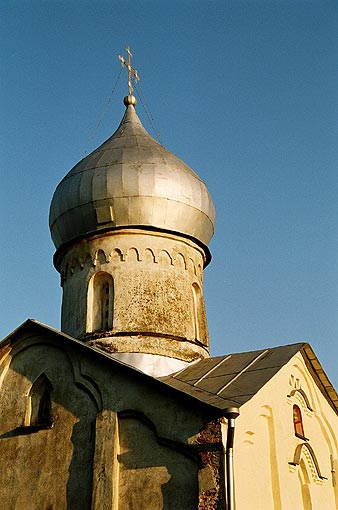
[49,103,215,251]
[159,343,332,411]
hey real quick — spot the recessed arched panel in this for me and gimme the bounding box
[192,282,207,345]
[87,272,114,333]
[299,459,312,510]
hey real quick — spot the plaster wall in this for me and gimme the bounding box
[232,353,338,510]
[58,229,209,361]
[0,342,97,510]
[0,332,219,510]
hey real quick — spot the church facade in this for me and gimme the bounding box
[1,76,337,509]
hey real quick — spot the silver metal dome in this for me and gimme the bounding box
[49,102,215,250]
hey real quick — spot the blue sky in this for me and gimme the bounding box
[1,0,338,389]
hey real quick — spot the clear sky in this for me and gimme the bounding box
[1,0,338,389]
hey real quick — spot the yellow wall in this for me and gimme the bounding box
[233,353,338,510]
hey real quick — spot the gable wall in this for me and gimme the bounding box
[0,332,220,510]
[0,340,98,509]
[232,352,338,510]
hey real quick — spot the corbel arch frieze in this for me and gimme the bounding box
[158,249,173,266]
[93,249,108,266]
[187,257,197,276]
[125,247,141,262]
[143,248,156,263]
[108,248,124,262]
[61,243,201,283]
[175,252,187,269]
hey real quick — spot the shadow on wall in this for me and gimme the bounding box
[0,340,99,510]
[0,335,202,510]
[118,412,199,510]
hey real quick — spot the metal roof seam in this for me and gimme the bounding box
[170,359,201,379]
[164,374,244,407]
[193,355,232,387]
[216,349,269,396]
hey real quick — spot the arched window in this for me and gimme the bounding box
[192,282,208,345]
[192,283,201,341]
[293,405,305,437]
[101,280,110,330]
[87,272,114,333]
[28,374,53,427]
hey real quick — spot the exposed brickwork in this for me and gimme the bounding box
[191,419,225,510]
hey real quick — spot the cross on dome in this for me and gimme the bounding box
[118,45,140,95]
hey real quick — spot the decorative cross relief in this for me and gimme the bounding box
[118,45,140,95]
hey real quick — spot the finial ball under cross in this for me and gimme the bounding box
[118,45,140,101]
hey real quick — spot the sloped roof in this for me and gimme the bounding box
[301,343,338,413]
[0,319,153,378]
[159,343,338,414]
[1,320,337,415]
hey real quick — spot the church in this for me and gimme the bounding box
[1,50,337,510]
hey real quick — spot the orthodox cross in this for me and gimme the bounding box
[118,46,140,95]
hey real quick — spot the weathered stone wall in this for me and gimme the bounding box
[0,331,221,510]
[58,229,209,361]
[190,419,225,510]
[0,341,98,510]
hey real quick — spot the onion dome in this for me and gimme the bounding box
[49,95,215,251]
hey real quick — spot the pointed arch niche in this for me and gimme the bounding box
[25,373,53,427]
[87,272,114,333]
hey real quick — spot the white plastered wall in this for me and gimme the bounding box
[231,353,338,510]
